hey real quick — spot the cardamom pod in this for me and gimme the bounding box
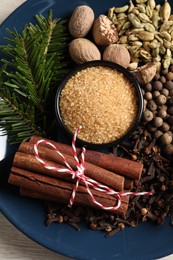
[114,5,129,13]
[128,34,139,41]
[122,21,131,30]
[170,42,173,51]
[112,15,118,24]
[159,31,172,41]
[132,41,143,47]
[160,0,171,21]
[159,44,166,55]
[138,13,151,22]
[149,39,160,49]
[139,49,152,60]
[171,31,173,40]
[137,5,146,13]
[155,4,161,11]
[160,21,173,31]
[119,35,128,44]
[152,47,160,57]
[143,41,151,52]
[166,48,172,57]
[144,23,155,32]
[168,25,173,34]
[154,34,164,44]
[163,39,172,49]
[152,10,160,28]
[117,13,127,20]
[119,29,127,36]
[148,0,156,10]
[137,31,154,41]
[108,7,115,20]
[128,45,140,55]
[131,8,140,15]
[136,0,147,3]
[155,61,161,72]
[117,22,126,33]
[128,0,135,13]
[146,6,153,18]
[163,56,171,69]
[130,28,144,34]
[129,17,145,28]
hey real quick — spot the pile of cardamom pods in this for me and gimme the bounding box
[108,0,173,71]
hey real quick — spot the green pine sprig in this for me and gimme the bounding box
[0,10,71,144]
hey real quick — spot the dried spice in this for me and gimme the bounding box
[108,0,173,69]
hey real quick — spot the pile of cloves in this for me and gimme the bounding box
[116,126,173,227]
[45,125,173,237]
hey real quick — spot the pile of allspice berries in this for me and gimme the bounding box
[142,66,173,157]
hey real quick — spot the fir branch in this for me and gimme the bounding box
[0,88,44,144]
[0,10,70,144]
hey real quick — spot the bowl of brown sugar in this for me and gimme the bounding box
[55,60,143,148]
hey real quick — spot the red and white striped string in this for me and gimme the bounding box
[34,126,152,211]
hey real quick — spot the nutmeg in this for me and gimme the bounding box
[132,62,157,84]
[92,15,118,46]
[103,44,130,68]
[69,38,101,64]
[68,5,94,38]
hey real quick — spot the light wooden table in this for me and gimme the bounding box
[0,1,172,259]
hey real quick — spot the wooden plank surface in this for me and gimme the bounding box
[0,1,172,259]
[0,213,68,260]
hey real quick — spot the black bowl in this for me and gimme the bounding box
[55,60,144,149]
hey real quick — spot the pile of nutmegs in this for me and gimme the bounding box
[68,5,133,69]
[142,64,173,157]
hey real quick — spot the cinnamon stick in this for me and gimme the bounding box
[13,149,124,191]
[18,142,124,191]
[124,179,134,190]
[30,135,143,180]
[9,167,129,216]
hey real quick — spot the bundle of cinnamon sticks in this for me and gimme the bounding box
[8,136,144,216]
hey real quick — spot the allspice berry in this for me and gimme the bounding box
[144,92,152,101]
[168,106,173,115]
[164,81,173,90]
[153,81,163,91]
[165,72,173,81]
[161,88,169,97]
[155,94,167,105]
[163,144,173,156]
[160,122,170,132]
[168,116,173,125]
[147,100,157,111]
[144,83,152,92]
[160,132,173,145]
[152,117,163,127]
[143,109,154,122]
[157,109,167,118]
[154,130,163,139]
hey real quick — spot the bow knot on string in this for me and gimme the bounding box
[34,126,152,211]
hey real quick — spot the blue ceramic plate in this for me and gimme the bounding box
[0,1,173,259]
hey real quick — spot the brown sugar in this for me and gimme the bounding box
[59,66,138,144]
